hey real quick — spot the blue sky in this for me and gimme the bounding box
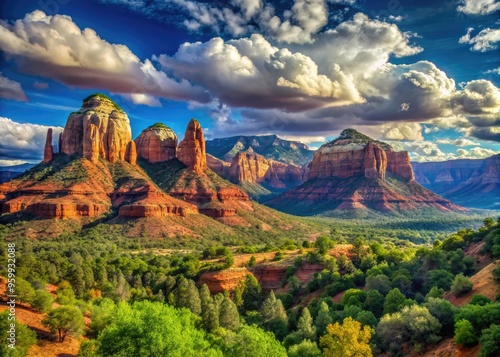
[0,0,499,165]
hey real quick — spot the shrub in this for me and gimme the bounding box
[454,320,478,346]
[451,274,473,297]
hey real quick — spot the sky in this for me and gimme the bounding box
[0,0,499,166]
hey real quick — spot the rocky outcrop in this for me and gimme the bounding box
[60,94,135,165]
[267,129,465,215]
[177,119,206,174]
[199,269,252,294]
[413,159,484,191]
[135,124,177,163]
[207,154,231,177]
[386,151,414,181]
[125,141,137,166]
[43,129,53,163]
[206,134,314,166]
[207,149,305,191]
[308,129,413,182]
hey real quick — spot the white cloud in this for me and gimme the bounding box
[459,27,500,52]
[402,141,455,162]
[0,117,64,162]
[436,137,480,146]
[119,93,162,107]
[0,11,210,104]
[457,0,500,15]
[0,73,28,101]
[279,135,326,144]
[486,67,500,75]
[452,80,500,126]
[456,147,500,159]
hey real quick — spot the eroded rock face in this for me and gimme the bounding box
[267,129,465,215]
[177,119,206,174]
[208,150,305,190]
[43,129,53,163]
[135,124,177,163]
[308,129,414,182]
[61,95,135,164]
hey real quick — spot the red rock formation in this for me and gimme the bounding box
[207,154,230,177]
[135,124,177,163]
[386,151,414,181]
[199,269,252,294]
[267,129,465,215]
[60,94,136,165]
[207,150,305,190]
[252,264,288,291]
[177,119,206,174]
[125,141,137,166]
[363,142,387,180]
[43,128,53,163]
[83,123,100,163]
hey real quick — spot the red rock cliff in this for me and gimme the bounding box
[60,94,136,165]
[135,124,177,163]
[43,128,53,163]
[177,119,206,174]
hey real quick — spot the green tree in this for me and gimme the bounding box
[287,339,322,357]
[89,298,116,336]
[426,286,445,299]
[242,275,262,311]
[56,280,76,305]
[479,324,500,357]
[364,290,384,318]
[96,301,221,356]
[297,307,316,340]
[200,284,213,329]
[0,311,37,357]
[454,320,478,346]
[16,278,35,304]
[42,306,85,342]
[319,317,372,357]
[383,288,406,315]
[220,325,287,357]
[424,297,456,335]
[219,296,240,331]
[173,278,201,315]
[425,269,454,292]
[31,289,54,313]
[451,274,473,297]
[78,340,97,357]
[315,236,333,255]
[247,256,257,267]
[261,290,288,339]
[366,274,391,296]
[315,301,333,337]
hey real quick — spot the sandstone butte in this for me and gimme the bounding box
[267,128,466,214]
[135,123,177,163]
[0,94,197,220]
[207,148,305,190]
[166,119,252,218]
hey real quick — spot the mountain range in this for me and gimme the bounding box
[1,94,498,233]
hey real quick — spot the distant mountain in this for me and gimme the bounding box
[206,135,314,166]
[413,155,500,209]
[266,129,465,216]
[0,163,35,183]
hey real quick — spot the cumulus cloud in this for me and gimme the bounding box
[119,93,162,107]
[0,117,64,163]
[485,67,500,75]
[401,141,455,162]
[0,11,210,104]
[459,27,500,52]
[452,80,500,127]
[457,0,500,15]
[456,147,500,159]
[0,73,28,101]
[436,137,480,146]
[159,34,363,111]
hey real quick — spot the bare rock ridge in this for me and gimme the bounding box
[413,155,500,209]
[135,123,177,163]
[43,128,53,163]
[267,129,465,215]
[60,94,136,165]
[177,119,207,174]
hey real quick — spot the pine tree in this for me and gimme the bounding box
[297,307,316,340]
[262,290,289,339]
[219,296,240,331]
[242,274,263,311]
[173,278,201,315]
[315,301,333,337]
